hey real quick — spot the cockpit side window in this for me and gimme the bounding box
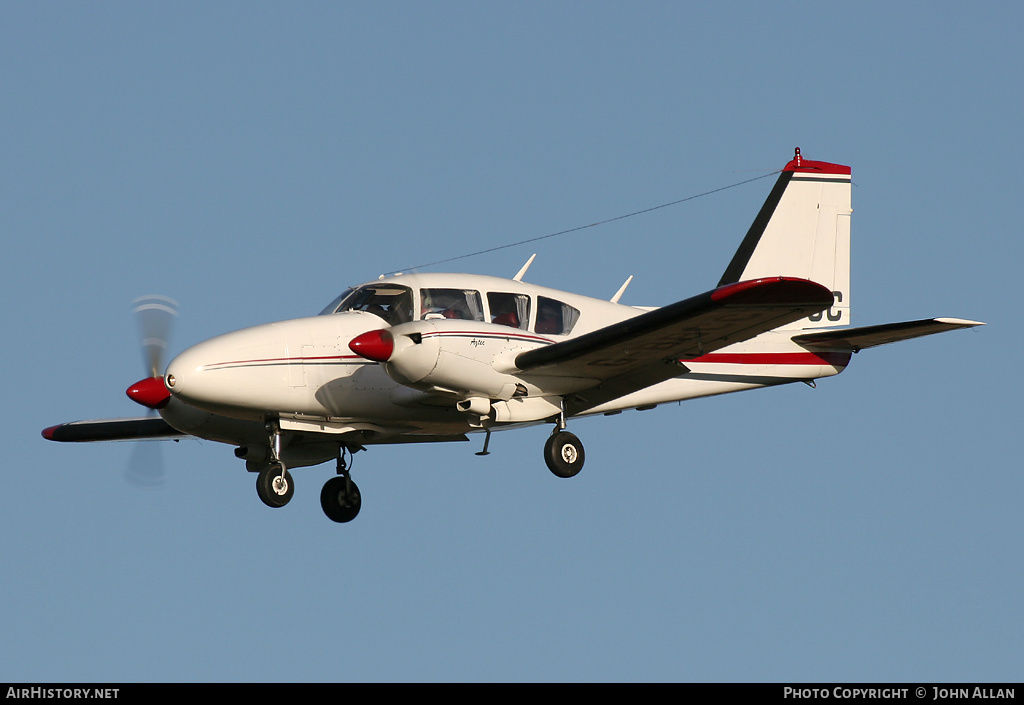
[535,296,580,335]
[338,285,413,325]
[420,288,483,321]
[488,292,530,330]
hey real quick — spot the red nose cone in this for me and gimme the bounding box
[348,329,394,362]
[127,376,171,409]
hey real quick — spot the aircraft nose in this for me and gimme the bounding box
[162,322,297,416]
[163,344,201,401]
[162,313,392,417]
[163,333,244,408]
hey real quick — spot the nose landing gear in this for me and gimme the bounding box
[256,464,295,507]
[256,424,294,507]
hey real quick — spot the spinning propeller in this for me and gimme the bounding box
[124,295,179,488]
[126,295,178,409]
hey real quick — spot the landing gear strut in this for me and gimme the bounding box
[256,422,294,507]
[544,406,585,478]
[321,445,361,523]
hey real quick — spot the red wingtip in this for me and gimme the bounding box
[126,376,171,409]
[348,329,394,362]
[711,277,834,307]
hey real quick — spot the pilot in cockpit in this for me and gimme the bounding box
[421,290,467,320]
[389,290,412,324]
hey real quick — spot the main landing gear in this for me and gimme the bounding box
[544,430,585,478]
[253,420,584,521]
[320,446,361,523]
[543,410,585,478]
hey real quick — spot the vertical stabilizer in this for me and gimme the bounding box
[719,149,852,328]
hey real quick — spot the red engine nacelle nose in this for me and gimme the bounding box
[348,329,394,362]
[126,376,171,409]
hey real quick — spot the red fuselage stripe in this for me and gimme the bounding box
[204,351,850,371]
[682,352,852,366]
[203,354,364,369]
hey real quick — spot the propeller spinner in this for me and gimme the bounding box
[348,328,394,362]
[126,376,171,409]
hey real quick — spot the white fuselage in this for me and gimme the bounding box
[161,272,849,450]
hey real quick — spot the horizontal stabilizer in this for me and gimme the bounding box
[42,417,186,443]
[793,317,984,352]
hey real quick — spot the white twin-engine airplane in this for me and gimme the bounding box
[44,150,983,523]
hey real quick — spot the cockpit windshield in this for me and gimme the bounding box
[318,288,356,315]
[328,284,414,325]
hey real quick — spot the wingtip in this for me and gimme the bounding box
[710,277,833,307]
[41,424,64,441]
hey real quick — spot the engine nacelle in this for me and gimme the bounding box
[349,320,528,400]
[490,396,562,423]
[453,396,562,424]
[456,397,492,416]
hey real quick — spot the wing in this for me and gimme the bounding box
[792,317,984,352]
[42,417,187,443]
[515,277,834,415]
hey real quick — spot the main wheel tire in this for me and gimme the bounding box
[544,431,585,478]
[321,476,362,523]
[256,465,294,508]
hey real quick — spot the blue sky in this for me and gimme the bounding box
[3,2,1019,682]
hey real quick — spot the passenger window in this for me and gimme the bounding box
[487,292,530,330]
[535,297,580,335]
[339,285,413,325]
[420,289,484,321]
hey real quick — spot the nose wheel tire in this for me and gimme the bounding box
[544,431,585,478]
[321,476,362,523]
[256,465,294,508]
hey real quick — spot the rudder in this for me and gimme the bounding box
[719,149,852,328]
